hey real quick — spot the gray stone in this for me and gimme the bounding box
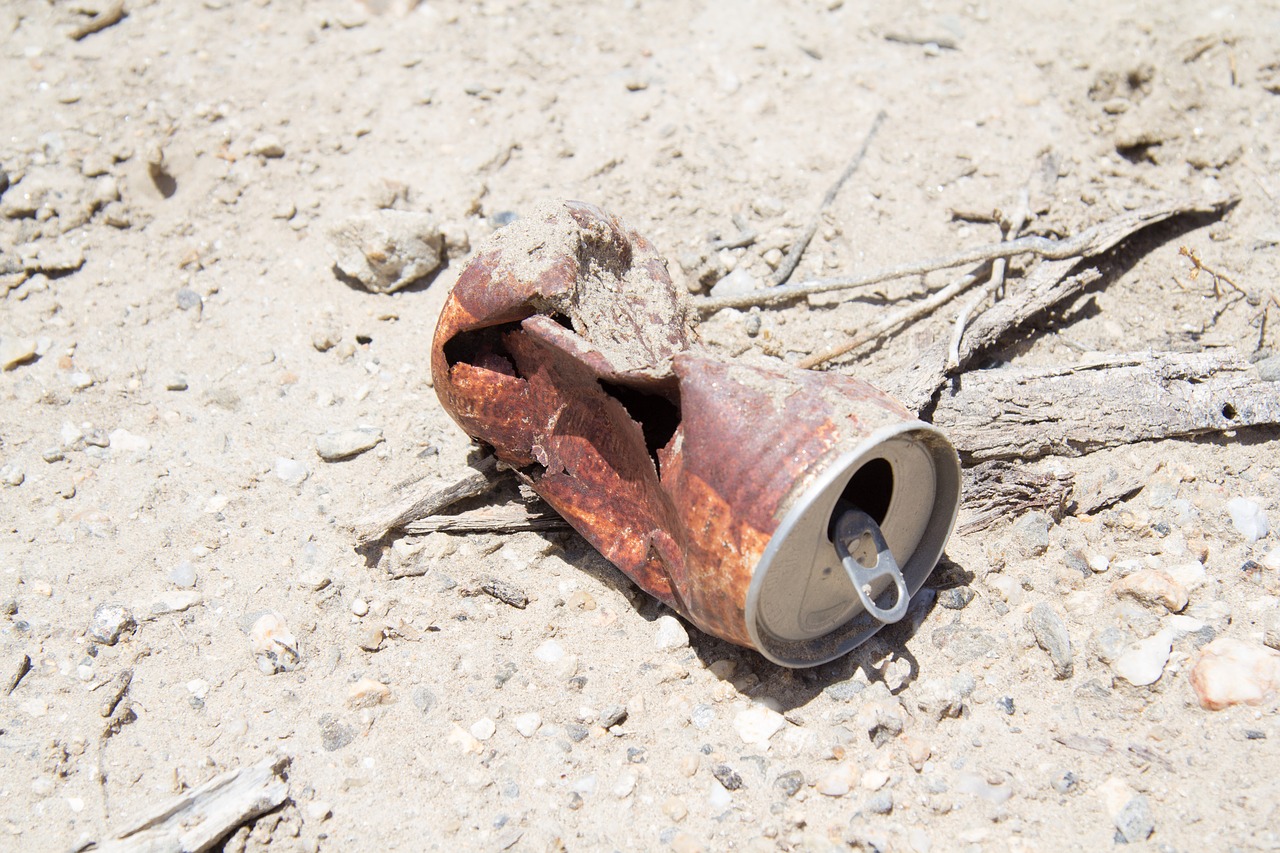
[319,714,354,751]
[88,603,136,646]
[1114,795,1155,843]
[316,427,384,461]
[1027,602,1074,679]
[1012,512,1051,557]
[865,791,893,815]
[327,210,443,293]
[169,561,197,589]
[712,764,743,791]
[931,623,997,663]
[176,288,202,311]
[564,723,589,742]
[599,704,628,729]
[775,770,804,797]
[412,686,437,715]
[936,587,975,610]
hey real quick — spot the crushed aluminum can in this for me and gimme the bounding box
[431,200,961,667]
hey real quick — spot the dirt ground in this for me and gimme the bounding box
[3,1,1280,851]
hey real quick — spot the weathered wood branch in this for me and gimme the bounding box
[351,455,503,544]
[89,758,289,853]
[403,501,569,535]
[933,350,1280,462]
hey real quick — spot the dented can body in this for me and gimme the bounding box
[432,201,961,666]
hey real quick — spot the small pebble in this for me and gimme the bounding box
[865,791,893,815]
[655,614,690,649]
[816,763,856,797]
[481,577,528,609]
[1,464,24,487]
[169,561,197,589]
[1227,497,1269,542]
[1051,770,1078,794]
[534,639,565,663]
[1189,637,1280,710]
[347,677,391,708]
[1112,569,1188,613]
[599,704,628,729]
[514,712,542,737]
[412,687,437,715]
[612,771,637,799]
[733,704,786,749]
[1,338,38,370]
[274,457,309,485]
[357,625,385,652]
[470,718,497,741]
[936,587,975,610]
[996,696,1015,715]
[249,611,299,674]
[1027,602,1074,679]
[1111,629,1173,686]
[774,770,804,797]
[88,603,136,646]
[662,796,688,821]
[712,764,743,791]
[152,590,202,614]
[175,288,202,311]
[251,134,286,158]
[316,428,384,461]
[351,598,370,617]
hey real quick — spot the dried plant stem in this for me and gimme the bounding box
[947,188,1031,370]
[770,110,887,288]
[799,271,981,369]
[697,195,1234,314]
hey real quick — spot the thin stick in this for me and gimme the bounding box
[947,188,1030,370]
[770,110,887,288]
[799,271,981,369]
[697,195,1235,313]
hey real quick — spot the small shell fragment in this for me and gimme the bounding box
[250,611,300,675]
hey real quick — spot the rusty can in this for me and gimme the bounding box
[431,201,961,667]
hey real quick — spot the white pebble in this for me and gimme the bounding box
[654,614,690,650]
[350,598,369,617]
[707,780,733,810]
[470,718,496,741]
[1262,547,1280,571]
[816,763,856,797]
[1165,561,1206,591]
[955,772,1013,804]
[1189,637,1280,710]
[187,679,210,700]
[534,639,565,663]
[1227,497,1269,542]
[169,561,197,589]
[514,712,542,738]
[1111,629,1173,686]
[733,704,786,750]
[249,611,299,675]
[1086,553,1110,573]
[108,428,150,455]
[274,457,309,485]
[612,771,637,799]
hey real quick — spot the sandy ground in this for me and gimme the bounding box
[3,1,1280,850]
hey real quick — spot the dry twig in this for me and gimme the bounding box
[770,110,886,288]
[946,189,1031,371]
[697,195,1234,314]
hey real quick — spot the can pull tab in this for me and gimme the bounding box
[833,509,909,625]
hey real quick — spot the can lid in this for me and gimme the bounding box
[744,421,961,667]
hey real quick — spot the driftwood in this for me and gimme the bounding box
[933,350,1280,462]
[87,757,289,853]
[403,501,569,535]
[352,455,502,544]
